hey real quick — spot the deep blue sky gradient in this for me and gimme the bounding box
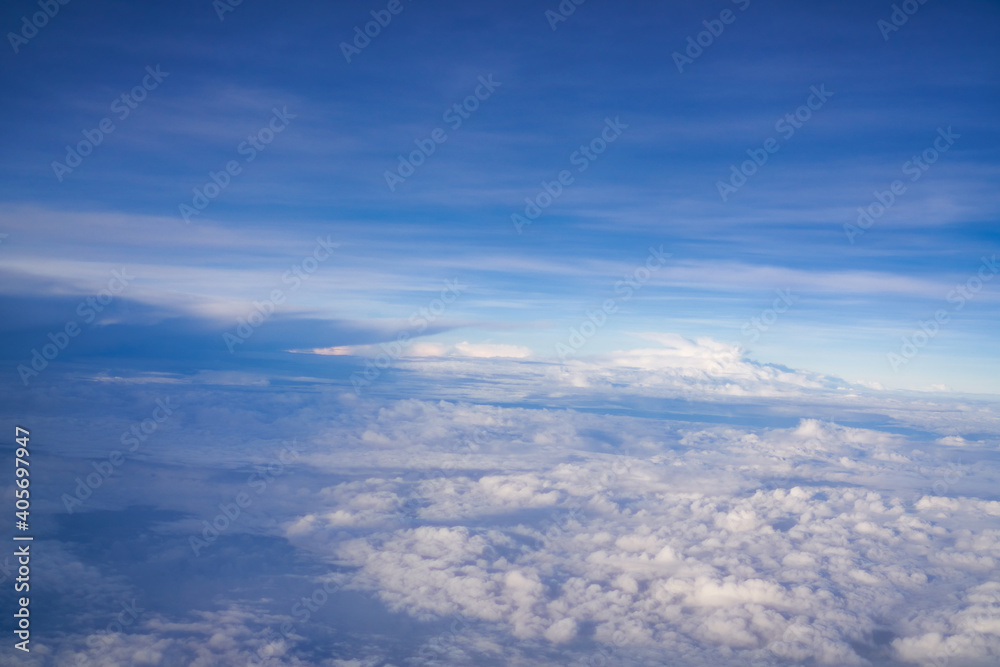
[1,0,998,392]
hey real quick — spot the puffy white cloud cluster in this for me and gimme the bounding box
[310,341,532,359]
[15,336,1000,666]
[554,333,831,396]
[266,395,1000,666]
[44,606,319,667]
[373,332,839,402]
[331,479,1000,664]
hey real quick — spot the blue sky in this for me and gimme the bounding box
[1,0,999,393]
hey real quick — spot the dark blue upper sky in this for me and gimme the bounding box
[1,0,998,392]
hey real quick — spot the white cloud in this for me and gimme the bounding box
[19,344,1000,666]
[254,392,1000,665]
[306,340,531,359]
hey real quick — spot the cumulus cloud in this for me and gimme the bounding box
[305,340,532,359]
[11,343,1000,666]
[254,391,999,665]
[46,606,323,667]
